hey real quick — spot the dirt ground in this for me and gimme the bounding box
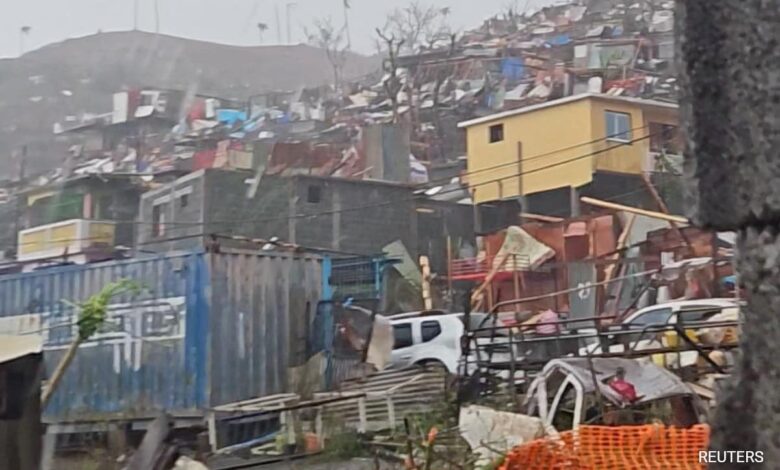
[211,456,401,470]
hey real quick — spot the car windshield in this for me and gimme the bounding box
[463,313,510,337]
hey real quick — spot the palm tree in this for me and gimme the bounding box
[257,22,269,43]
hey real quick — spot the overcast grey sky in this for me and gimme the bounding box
[2,0,555,58]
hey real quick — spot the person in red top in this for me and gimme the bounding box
[608,367,638,404]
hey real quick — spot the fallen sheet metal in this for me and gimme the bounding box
[316,366,448,433]
[459,405,544,466]
[367,314,393,371]
[525,357,695,409]
[494,225,556,271]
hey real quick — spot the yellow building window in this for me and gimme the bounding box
[605,111,632,142]
[488,124,504,143]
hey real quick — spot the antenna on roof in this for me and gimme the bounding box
[286,2,297,44]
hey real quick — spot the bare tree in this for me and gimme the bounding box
[381,1,452,54]
[375,29,406,122]
[430,33,459,160]
[306,18,349,90]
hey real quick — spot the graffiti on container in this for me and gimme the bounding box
[0,297,186,374]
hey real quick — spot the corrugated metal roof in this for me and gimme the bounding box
[458,93,679,128]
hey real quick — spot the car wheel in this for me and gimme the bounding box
[415,359,447,371]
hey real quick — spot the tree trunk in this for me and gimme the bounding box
[677,1,780,467]
[41,337,83,408]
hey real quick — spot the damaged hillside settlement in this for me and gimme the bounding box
[0,0,743,469]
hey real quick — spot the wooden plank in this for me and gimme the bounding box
[471,252,510,310]
[358,397,367,434]
[126,414,173,470]
[315,408,324,448]
[447,236,453,296]
[520,212,564,223]
[421,256,433,310]
[214,393,299,412]
[580,197,689,224]
[604,214,636,285]
[386,397,396,431]
[207,412,218,452]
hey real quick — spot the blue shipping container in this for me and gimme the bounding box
[0,250,323,426]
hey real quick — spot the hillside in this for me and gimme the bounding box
[0,31,380,176]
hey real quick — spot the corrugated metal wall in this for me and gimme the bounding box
[0,250,322,424]
[206,251,322,406]
[0,253,207,422]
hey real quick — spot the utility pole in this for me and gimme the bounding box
[154,0,160,34]
[275,3,282,43]
[343,0,352,49]
[286,2,297,44]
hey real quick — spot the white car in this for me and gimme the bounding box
[579,298,741,366]
[620,298,740,327]
[388,312,512,374]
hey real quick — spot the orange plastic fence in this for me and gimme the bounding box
[500,425,710,470]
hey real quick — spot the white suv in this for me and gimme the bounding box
[388,313,511,374]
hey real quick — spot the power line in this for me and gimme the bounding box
[9,132,661,240]
[130,132,657,229]
[7,186,659,253]
[23,132,661,231]
[418,124,652,189]
[0,153,672,255]
[17,124,667,235]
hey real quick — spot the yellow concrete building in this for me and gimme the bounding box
[458,94,679,204]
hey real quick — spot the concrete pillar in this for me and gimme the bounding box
[332,188,341,251]
[287,180,296,244]
[678,0,780,465]
[569,186,580,217]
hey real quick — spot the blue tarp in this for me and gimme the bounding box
[547,34,571,46]
[217,109,248,125]
[501,57,525,81]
